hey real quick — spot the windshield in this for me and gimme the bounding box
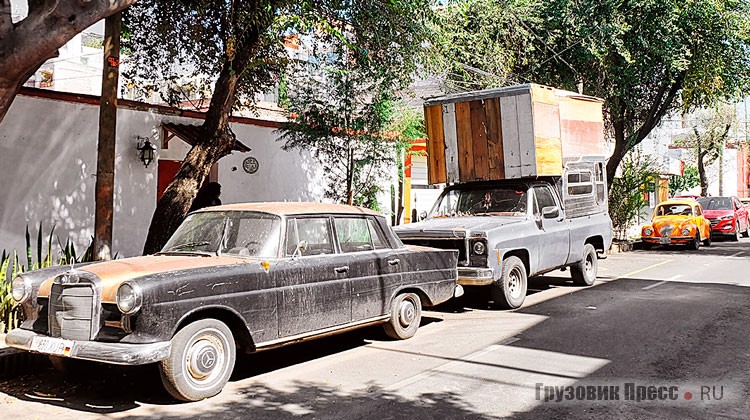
[161,211,281,258]
[697,197,732,210]
[429,186,528,218]
[655,204,693,217]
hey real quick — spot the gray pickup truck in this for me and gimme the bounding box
[394,159,613,309]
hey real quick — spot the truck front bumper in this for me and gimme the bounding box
[458,267,495,286]
[6,328,171,366]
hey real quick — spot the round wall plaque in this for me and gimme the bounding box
[242,156,259,174]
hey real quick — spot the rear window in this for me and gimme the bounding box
[697,197,732,210]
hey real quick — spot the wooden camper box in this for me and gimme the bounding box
[423,84,606,184]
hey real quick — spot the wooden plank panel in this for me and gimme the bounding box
[484,98,505,179]
[515,92,537,177]
[534,136,563,176]
[470,100,489,180]
[500,95,522,178]
[455,101,475,182]
[424,105,446,184]
[442,103,460,184]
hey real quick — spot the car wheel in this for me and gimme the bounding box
[159,318,236,402]
[688,234,701,250]
[571,244,598,286]
[703,235,712,247]
[383,292,422,340]
[731,223,740,242]
[742,218,750,238]
[490,256,527,309]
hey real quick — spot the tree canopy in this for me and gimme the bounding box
[125,0,434,254]
[429,0,750,183]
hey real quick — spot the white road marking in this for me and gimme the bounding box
[642,281,668,290]
[727,251,746,258]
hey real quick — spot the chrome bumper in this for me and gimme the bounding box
[457,267,495,286]
[5,328,171,366]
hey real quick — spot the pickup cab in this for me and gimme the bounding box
[394,161,613,309]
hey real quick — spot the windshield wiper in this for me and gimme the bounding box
[161,241,211,252]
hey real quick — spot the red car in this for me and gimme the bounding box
[697,196,750,241]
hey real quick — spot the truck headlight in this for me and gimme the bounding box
[11,276,31,303]
[681,228,691,236]
[643,227,653,236]
[473,241,486,255]
[116,283,142,314]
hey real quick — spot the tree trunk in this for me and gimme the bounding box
[0,0,137,123]
[346,144,354,205]
[606,120,627,188]
[141,15,269,254]
[698,151,708,197]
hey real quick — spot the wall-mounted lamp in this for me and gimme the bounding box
[136,137,157,168]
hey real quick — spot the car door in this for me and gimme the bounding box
[275,216,352,337]
[335,216,402,321]
[533,185,570,271]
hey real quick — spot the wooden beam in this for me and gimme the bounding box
[93,12,121,261]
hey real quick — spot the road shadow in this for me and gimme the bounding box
[632,237,750,257]
[0,317,447,414]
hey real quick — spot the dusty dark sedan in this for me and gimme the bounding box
[7,203,460,401]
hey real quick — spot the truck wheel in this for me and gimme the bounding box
[159,318,236,402]
[571,243,598,286]
[490,256,527,309]
[383,292,422,340]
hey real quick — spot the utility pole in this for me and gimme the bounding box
[94,12,121,261]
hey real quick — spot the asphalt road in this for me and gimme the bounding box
[1,238,749,419]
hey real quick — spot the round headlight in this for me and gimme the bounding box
[643,228,653,236]
[116,283,142,314]
[473,241,486,255]
[681,228,691,236]
[11,276,31,303]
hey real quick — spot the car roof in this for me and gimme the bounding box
[658,199,698,207]
[195,202,381,217]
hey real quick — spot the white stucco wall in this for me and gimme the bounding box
[0,93,329,258]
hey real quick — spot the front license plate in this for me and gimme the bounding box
[30,336,74,356]
[659,237,671,245]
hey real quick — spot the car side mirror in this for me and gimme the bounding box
[419,211,428,221]
[542,206,560,219]
[292,240,308,259]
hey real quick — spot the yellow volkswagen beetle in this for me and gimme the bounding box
[641,199,712,250]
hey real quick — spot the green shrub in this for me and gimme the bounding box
[0,222,96,333]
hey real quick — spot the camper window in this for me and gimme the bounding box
[567,171,594,196]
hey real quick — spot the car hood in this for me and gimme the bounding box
[702,209,733,219]
[650,216,695,234]
[393,216,525,238]
[38,254,252,303]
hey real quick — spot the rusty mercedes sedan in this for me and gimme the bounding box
[7,203,460,401]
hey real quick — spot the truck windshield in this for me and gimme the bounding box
[161,211,281,258]
[429,187,528,217]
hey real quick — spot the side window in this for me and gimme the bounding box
[695,205,702,216]
[567,171,594,196]
[367,218,388,249]
[595,163,606,204]
[533,186,557,215]
[334,217,373,253]
[285,217,333,256]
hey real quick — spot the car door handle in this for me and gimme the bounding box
[387,258,400,266]
[334,266,349,273]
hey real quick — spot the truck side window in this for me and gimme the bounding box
[567,171,594,196]
[533,186,557,215]
[595,163,606,204]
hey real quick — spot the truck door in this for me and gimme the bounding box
[532,185,570,271]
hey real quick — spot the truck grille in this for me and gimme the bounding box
[404,239,468,266]
[49,283,100,340]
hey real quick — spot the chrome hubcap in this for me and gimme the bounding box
[187,336,224,382]
[508,267,522,298]
[585,255,594,274]
[398,299,416,327]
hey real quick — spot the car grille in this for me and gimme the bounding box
[709,219,719,227]
[403,239,468,266]
[48,282,100,340]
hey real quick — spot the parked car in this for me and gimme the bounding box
[394,160,613,310]
[641,199,712,249]
[7,203,460,401]
[697,196,750,241]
